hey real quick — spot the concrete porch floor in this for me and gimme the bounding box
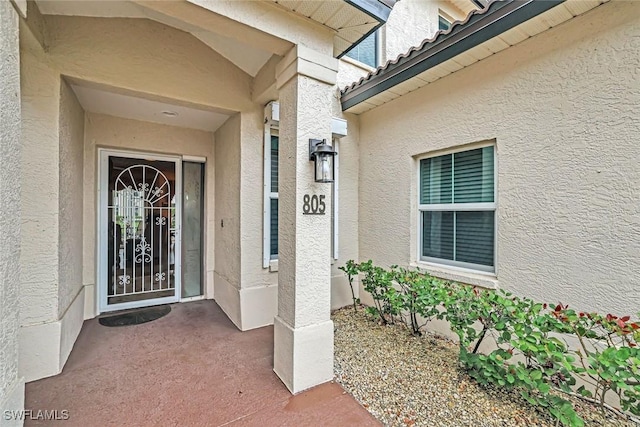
[25,300,378,426]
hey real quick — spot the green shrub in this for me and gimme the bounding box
[338,260,360,311]
[339,260,640,426]
[390,266,444,335]
[547,306,640,416]
[358,260,402,325]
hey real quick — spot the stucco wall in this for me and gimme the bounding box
[20,24,60,327]
[328,112,362,309]
[83,113,216,316]
[239,107,275,290]
[44,15,253,113]
[382,0,438,64]
[18,19,88,382]
[58,79,84,319]
[358,1,640,316]
[0,1,25,421]
[331,62,365,309]
[213,113,241,299]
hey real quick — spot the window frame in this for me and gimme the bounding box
[416,142,497,274]
[332,139,339,261]
[344,30,379,68]
[263,127,279,268]
[438,9,455,31]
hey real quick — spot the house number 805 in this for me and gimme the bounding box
[302,194,326,215]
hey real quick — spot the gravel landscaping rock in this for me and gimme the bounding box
[333,307,638,427]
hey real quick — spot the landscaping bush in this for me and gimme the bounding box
[547,307,640,417]
[338,260,360,312]
[358,260,403,325]
[341,260,640,427]
[390,266,444,335]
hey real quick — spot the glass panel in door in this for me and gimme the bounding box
[182,162,204,298]
[106,156,179,308]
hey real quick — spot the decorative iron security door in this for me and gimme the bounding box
[100,152,181,312]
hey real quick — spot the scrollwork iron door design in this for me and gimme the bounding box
[106,158,178,307]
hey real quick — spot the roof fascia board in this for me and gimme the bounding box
[341,0,565,111]
[345,0,393,22]
[337,22,384,59]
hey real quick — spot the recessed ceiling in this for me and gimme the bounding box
[71,83,231,132]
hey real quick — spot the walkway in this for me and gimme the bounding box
[25,300,378,426]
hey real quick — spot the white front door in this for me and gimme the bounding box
[98,149,182,313]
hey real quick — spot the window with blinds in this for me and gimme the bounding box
[269,135,279,258]
[345,31,378,68]
[419,145,495,272]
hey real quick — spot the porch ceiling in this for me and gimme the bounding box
[69,80,231,132]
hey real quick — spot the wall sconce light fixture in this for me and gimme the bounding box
[309,139,337,183]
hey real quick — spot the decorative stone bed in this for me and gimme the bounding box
[333,308,638,427]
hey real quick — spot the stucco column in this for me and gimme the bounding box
[1,1,25,424]
[273,46,338,393]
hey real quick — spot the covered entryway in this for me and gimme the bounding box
[14,0,392,397]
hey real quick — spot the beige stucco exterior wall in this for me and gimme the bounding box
[83,113,216,314]
[329,112,362,309]
[18,12,72,383]
[332,62,365,309]
[0,1,25,423]
[19,22,60,328]
[213,113,242,326]
[56,78,86,375]
[382,0,438,65]
[237,107,280,328]
[212,106,284,331]
[44,15,253,113]
[357,1,640,316]
[58,79,84,319]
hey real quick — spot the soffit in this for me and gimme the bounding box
[449,0,481,16]
[70,81,231,132]
[269,0,395,58]
[35,0,273,77]
[341,0,610,114]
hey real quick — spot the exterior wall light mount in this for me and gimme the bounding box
[309,139,337,183]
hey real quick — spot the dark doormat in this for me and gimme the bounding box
[99,305,171,327]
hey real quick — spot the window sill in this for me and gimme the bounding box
[409,261,499,290]
[269,259,278,272]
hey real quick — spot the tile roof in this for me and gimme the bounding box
[340,0,609,112]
